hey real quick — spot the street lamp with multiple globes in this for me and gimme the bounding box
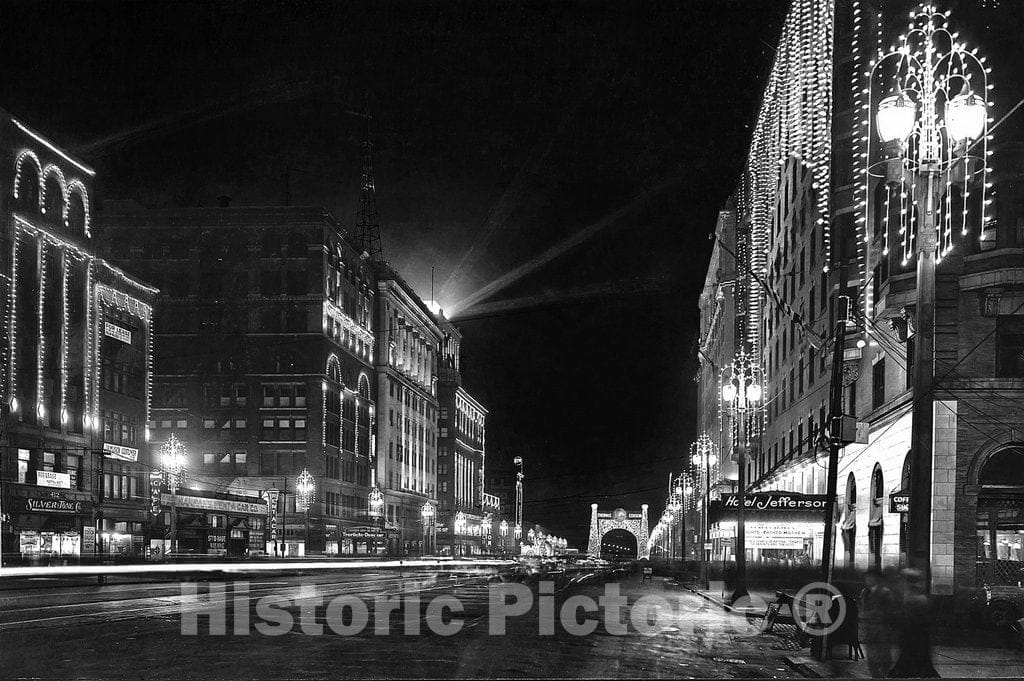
[159,434,188,556]
[720,347,764,604]
[453,511,467,557]
[295,468,316,556]
[367,485,384,553]
[690,434,718,577]
[869,4,990,595]
[420,502,435,556]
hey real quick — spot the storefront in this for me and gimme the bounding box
[332,526,386,555]
[974,446,1024,585]
[708,491,827,566]
[152,488,266,558]
[1,483,95,566]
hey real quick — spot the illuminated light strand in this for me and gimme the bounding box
[12,119,95,176]
[868,4,991,270]
[60,251,69,421]
[37,241,48,420]
[95,283,153,321]
[7,231,21,404]
[12,150,42,200]
[39,164,69,221]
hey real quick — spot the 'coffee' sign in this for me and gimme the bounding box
[889,492,910,514]
[721,492,829,511]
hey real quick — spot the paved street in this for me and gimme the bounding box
[1,569,818,679]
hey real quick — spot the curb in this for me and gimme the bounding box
[684,585,736,613]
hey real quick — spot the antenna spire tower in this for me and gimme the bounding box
[355,92,383,261]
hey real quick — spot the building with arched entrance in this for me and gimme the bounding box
[586,505,649,559]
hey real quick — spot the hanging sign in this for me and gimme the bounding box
[263,490,281,542]
[889,492,910,514]
[104,321,132,344]
[150,472,163,516]
[103,321,133,346]
[103,442,139,462]
[36,471,71,489]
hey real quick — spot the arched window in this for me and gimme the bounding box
[899,451,911,566]
[842,473,857,565]
[976,445,1024,584]
[14,155,40,212]
[67,192,86,237]
[868,464,884,572]
[43,173,64,221]
[358,373,370,400]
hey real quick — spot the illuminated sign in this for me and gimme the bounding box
[263,490,281,541]
[104,442,139,462]
[104,321,132,345]
[721,492,828,511]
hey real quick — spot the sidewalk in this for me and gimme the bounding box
[688,586,1024,678]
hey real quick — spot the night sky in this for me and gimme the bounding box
[0,0,789,547]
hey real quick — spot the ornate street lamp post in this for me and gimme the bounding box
[454,511,467,557]
[869,3,990,592]
[295,468,316,556]
[368,485,384,554]
[421,501,435,556]
[691,433,718,575]
[159,434,187,556]
[720,348,764,604]
[499,519,509,556]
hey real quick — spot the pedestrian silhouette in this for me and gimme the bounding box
[888,568,938,678]
[860,569,897,677]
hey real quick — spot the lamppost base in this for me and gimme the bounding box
[729,586,749,606]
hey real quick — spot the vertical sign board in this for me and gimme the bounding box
[263,490,281,543]
[82,526,96,555]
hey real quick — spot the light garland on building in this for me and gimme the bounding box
[323,299,375,348]
[735,0,834,354]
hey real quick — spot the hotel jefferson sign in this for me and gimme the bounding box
[721,492,829,511]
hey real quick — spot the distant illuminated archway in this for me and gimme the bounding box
[586,504,649,559]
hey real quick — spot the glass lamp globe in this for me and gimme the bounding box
[721,383,737,402]
[877,93,917,143]
[946,92,986,141]
[746,384,763,403]
[708,453,718,466]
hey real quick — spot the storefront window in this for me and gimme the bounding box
[976,446,1024,585]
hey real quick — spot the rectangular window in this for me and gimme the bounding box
[996,317,1024,378]
[17,448,30,484]
[263,385,275,407]
[872,359,886,409]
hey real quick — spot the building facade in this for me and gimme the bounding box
[98,206,377,556]
[436,323,489,555]
[372,263,441,555]
[0,112,157,565]
[694,0,1024,605]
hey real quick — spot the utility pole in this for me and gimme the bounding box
[816,294,850,660]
